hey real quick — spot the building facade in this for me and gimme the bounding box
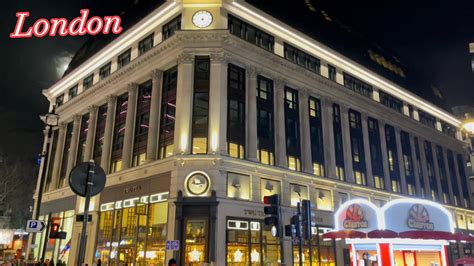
[32,1,474,265]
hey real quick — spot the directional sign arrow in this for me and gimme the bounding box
[26,220,46,233]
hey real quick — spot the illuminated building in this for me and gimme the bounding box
[32,1,474,265]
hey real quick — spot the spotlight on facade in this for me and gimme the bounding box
[462,118,474,135]
[40,106,60,127]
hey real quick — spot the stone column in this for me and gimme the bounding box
[321,97,336,178]
[173,53,194,155]
[379,122,392,192]
[50,123,66,190]
[394,127,408,194]
[409,135,422,196]
[340,105,354,183]
[122,83,139,170]
[453,153,467,207]
[418,138,432,198]
[299,89,313,174]
[83,105,98,162]
[208,52,228,155]
[431,145,444,202]
[274,79,287,168]
[65,115,81,178]
[361,114,374,187]
[246,66,258,161]
[146,70,163,162]
[100,95,117,173]
[442,148,455,205]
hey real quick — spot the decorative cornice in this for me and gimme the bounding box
[209,51,230,64]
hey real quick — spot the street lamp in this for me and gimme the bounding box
[28,106,59,261]
[461,117,474,135]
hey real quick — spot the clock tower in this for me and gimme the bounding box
[179,0,226,30]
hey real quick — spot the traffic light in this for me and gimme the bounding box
[301,200,315,240]
[263,194,280,236]
[290,215,301,238]
[49,217,67,239]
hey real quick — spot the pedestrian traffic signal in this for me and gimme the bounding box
[49,218,66,239]
[290,215,301,238]
[263,194,280,236]
[301,199,315,240]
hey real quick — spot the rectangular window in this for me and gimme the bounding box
[349,110,366,185]
[56,94,64,107]
[68,85,78,99]
[256,76,275,165]
[99,62,111,80]
[228,15,274,52]
[380,91,403,113]
[435,146,450,204]
[419,110,437,129]
[400,131,414,195]
[260,178,280,201]
[284,43,321,74]
[162,15,181,40]
[328,65,336,81]
[333,104,345,181]
[284,87,301,171]
[110,93,128,173]
[158,66,177,159]
[227,64,246,159]
[441,121,456,138]
[414,137,425,198]
[192,57,210,155]
[93,104,107,165]
[447,150,460,206]
[343,73,373,98]
[309,97,324,176]
[290,183,308,206]
[385,125,400,193]
[457,154,470,208]
[117,49,131,69]
[45,130,59,191]
[138,33,154,56]
[316,189,332,211]
[59,122,73,187]
[368,118,384,190]
[424,141,438,201]
[227,172,250,200]
[76,114,89,164]
[83,74,94,90]
[132,80,152,167]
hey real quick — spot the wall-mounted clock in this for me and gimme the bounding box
[192,10,213,28]
[186,171,210,196]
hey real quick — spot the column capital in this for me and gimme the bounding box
[151,69,163,79]
[127,82,139,93]
[320,95,334,106]
[106,94,117,104]
[274,78,287,89]
[209,51,229,64]
[246,65,259,77]
[58,122,67,130]
[88,105,98,114]
[299,88,310,98]
[73,114,82,124]
[177,52,195,64]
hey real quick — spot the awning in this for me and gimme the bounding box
[398,231,457,241]
[367,229,398,238]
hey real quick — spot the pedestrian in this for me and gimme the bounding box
[168,258,177,266]
[96,259,101,266]
[48,259,54,266]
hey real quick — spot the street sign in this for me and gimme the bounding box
[165,240,180,251]
[26,220,45,233]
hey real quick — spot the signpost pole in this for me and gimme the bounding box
[77,161,94,266]
[40,212,51,262]
[278,199,285,266]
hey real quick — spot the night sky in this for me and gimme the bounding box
[1,0,473,162]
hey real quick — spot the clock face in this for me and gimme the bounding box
[186,172,210,196]
[192,10,213,28]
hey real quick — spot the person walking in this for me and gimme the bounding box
[168,259,177,266]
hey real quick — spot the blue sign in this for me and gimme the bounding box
[26,220,45,232]
[165,240,180,251]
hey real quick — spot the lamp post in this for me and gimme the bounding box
[27,106,59,261]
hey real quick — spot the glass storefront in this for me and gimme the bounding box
[34,210,75,264]
[95,192,169,265]
[184,218,208,265]
[226,218,280,266]
[292,227,336,266]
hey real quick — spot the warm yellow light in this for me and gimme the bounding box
[462,119,474,134]
[180,133,188,153]
[210,131,218,152]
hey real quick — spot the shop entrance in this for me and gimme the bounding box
[393,249,442,266]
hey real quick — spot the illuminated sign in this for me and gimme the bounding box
[10,9,123,38]
[407,204,434,231]
[343,204,368,229]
